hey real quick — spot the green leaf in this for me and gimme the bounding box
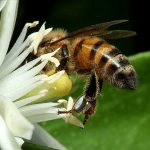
[41,51,150,150]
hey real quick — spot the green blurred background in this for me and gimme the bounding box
[12,0,150,150]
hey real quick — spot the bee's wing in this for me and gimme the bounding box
[97,30,136,40]
[50,20,131,44]
[67,20,128,37]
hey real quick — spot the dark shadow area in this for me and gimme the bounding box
[11,0,149,55]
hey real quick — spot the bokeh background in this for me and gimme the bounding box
[12,0,150,150]
[13,0,149,56]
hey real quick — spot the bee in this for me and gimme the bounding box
[37,20,137,125]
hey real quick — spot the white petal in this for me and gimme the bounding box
[67,97,74,111]
[58,99,68,108]
[0,74,46,101]
[15,137,24,147]
[0,0,7,12]
[32,124,67,150]
[40,47,60,67]
[38,89,48,94]
[20,103,60,117]
[10,60,47,81]
[10,58,41,77]
[15,93,46,108]
[64,115,84,128]
[32,22,50,54]
[0,61,47,100]
[43,70,65,84]
[48,57,60,67]
[40,47,60,60]
[27,108,67,123]
[7,81,44,101]
[26,21,39,28]
[0,75,35,95]
[0,38,32,73]
[0,96,34,140]
[1,74,45,94]
[0,115,21,150]
[0,0,19,66]
[21,60,47,77]
[44,28,53,36]
[27,113,62,123]
[0,46,33,78]
[4,21,39,64]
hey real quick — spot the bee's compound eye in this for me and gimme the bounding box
[73,95,86,113]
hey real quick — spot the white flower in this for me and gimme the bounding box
[0,95,33,150]
[0,1,80,150]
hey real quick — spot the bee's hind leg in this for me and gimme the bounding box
[82,72,103,125]
[57,44,69,71]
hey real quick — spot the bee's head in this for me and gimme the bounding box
[112,65,137,90]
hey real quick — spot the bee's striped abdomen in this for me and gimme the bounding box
[72,37,130,78]
[102,47,121,76]
[94,43,117,69]
[73,37,104,70]
[89,41,104,60]
[94,42,131,80]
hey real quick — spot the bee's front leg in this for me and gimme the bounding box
[57,44,69,71]
[58,109,73,114]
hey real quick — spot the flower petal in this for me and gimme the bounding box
[7,81,44,101]
[0,0,19,66]
[15,93,46,108]
[21,105,66,123]
[15,137,24,147]
[48,57,60,67]
[27,113,62,123]
[0,46,33,77]
[64,115,84,128]
[21,71,72,103]
[0,23,51,76]
[0,115,21,150]
[20,103,60,117]
[67,97,74,111]
[58,99,68,108]
[0,37,32,74]
[43,70,65,83]
[0,0,7,12]
[40,47,60,67]
[32,22,52,55]
[10,57,41,77]
[0,61,48,101]
[0,95,34,140]
[4,21,39,65]
[32,124,67,150]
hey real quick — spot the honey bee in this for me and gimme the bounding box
[37,20,137,125]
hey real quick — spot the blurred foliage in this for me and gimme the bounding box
[39,51,150,150]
